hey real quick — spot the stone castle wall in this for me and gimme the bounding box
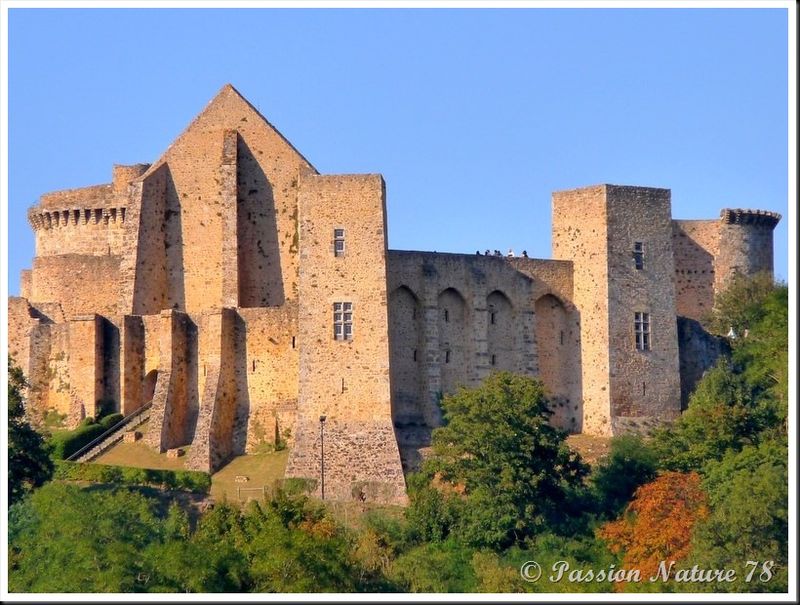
[552,185,613,435]
[9,85,782,502]
[604,186,680,427]
[672,219,718,321]
[287,173,407,504]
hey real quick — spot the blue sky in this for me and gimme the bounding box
[6,7,790,296]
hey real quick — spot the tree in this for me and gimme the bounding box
[597,471,709,585]
[8,483,167,592]
[591,434,658,518]
[731,284,789,424]
[654,277,788,472]
[706,271,776,337]
[685,438,788,592]
[409,372,588,549]
[8,357,53,506]
[651,361,772,472]
[707,274,788,426]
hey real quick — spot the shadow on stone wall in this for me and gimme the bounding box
[163,166,187,311]
[232,311,251,456]
[237,136,285,307]
[677,316,730,410]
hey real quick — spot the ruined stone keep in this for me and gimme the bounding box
[8,85,781,504]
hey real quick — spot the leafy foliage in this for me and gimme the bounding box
[730,284,789,423]
[409,372,588,549]
[49,422,108,460]
[591,434,658,518]
[597,472,709,584]
[651,361,773,471]
[685,438,788,592]
[8,358,54,506]
[8,483,168,592]
[389,539,477,592]
[706,271,776,337]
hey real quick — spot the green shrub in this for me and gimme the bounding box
[591,434,658,518]
[53,461,211,494]
[49,423,107,460]
[282,477,317,495]
[100,413,124,430]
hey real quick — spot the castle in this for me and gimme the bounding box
[8,84,781,504]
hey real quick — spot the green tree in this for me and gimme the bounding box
[389,539,477,592]
[591,434,658,518]
[706,271,776,337]
[651,361,772,471]
[685,438,788,592]
[8,483,166,592]
[8,357,53,506]
[188,496,368,592]
[732,284,789,424]
[409,372,588,549]
[654,276,787,472]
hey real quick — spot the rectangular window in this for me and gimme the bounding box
[334,228,345,257]
[635,312,651,351]
[633,242,644,270]
[333,302,353,340]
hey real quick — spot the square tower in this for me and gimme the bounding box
[552,185,681,435]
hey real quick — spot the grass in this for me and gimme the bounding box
[94,442,189,471]
[95,430,290,504]
[210,450,289,503]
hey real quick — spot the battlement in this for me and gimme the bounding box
[720,208,781,228]
[28,205,127,231]
[28,163,150,231]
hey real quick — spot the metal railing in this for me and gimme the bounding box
[66,402,153,462]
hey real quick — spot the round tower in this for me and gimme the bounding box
[715,208,781,294]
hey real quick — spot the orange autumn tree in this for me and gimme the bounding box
[597,471,709,581]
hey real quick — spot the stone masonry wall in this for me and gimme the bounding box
[671,219,718,321]
[145,310,193,451]
[29,255,121,319]
[8,297,38,378]
[509,258,581,431]
[552,185,612,435]
[122,84,316,316]
[677,316,729,410]
[715,209,781,294]
[287,173,406,504]
[67,315,104,421]
[238,305,299,452]
[122,165,169,316]
[605,186,681,428]
[386,251,538,462]
[187,308,239,472]
[10,83,784,505]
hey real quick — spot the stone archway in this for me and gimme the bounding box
[487,289,514,371]
[534,294,575,430]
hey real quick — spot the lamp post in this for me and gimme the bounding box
[319,415,326,500]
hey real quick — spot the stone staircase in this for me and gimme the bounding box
[67,402,153,463]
